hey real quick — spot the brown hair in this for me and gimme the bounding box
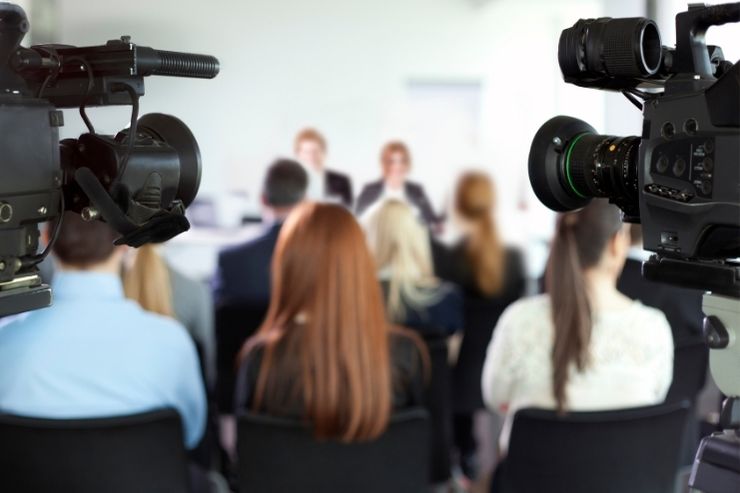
[294,128,327,153]
[123,244,174,318]
[240,203,406,442]
[52,212,119,267]
[380,141,411,176]
[545,200,623,412]
[454,172,505,296]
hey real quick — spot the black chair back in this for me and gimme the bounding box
[215,303,269,412]
[495,402,691,493]
[0,409,191,493]
[238,408,431,493]
[422,334,453,483]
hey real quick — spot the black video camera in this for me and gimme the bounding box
[528,2,739,296]
[0,3,219,317]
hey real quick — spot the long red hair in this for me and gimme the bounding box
[240,203,395,442]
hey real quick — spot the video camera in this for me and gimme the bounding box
[0,3,219,318]
[527,4,739,491]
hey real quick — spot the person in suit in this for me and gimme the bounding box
[212,159,307,462]
[213,159,308,308]
[356,141,438,226]
[432,171,526,484]
[294,128,353,208]
[235,203,427,441]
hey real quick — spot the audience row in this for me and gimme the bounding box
[0,129,708,492]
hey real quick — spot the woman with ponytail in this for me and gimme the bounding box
[124,244,215,387]
[433,171,526,482]
[481,200,673,455]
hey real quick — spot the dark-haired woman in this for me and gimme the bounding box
[481,200,673,454]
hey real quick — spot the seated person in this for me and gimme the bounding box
[0,212,206,450]
[294,127,353,208]
[213,158,308,308]
[356,141,437,227]
[482,200,673,454]
[235,203,426,441]
[364,199,462,336]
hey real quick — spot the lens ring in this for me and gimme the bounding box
[565,133,589,199]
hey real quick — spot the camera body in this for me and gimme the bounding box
[528,2,739,295]
[0,2,219,317]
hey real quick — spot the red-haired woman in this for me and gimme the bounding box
[235,202,426,441]
[356,141,438,227]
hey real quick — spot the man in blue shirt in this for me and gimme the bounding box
[0,212,206,449]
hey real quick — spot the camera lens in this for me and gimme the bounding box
[559,17,662,87]
[529,116,640,215]
[137,113,202,208]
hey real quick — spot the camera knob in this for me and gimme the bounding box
[0,202,13,224]
[703,315,729,349]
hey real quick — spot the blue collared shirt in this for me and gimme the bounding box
[0,271,207,449]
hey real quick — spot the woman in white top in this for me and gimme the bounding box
[481,200,673,454]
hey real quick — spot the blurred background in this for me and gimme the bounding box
[15,0,740,281]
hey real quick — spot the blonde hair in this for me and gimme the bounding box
[123,244,174,318]
[454,172,505,296]
[365,200,440,322]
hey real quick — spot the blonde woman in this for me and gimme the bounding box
[365,200,462,336]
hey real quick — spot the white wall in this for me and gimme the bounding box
[40,0,651,232]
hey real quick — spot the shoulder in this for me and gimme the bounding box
[134,308,198,353]
[626,301,672,334]
[219,229,278,263]
[499,295,550,328]
[359,181,383,195]
[404,181,425,195]
[326,169,350,183]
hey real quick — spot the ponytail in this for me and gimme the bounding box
[123,244,174,318]
[455,172,505,297]
[546,214,592,413]
[467,209,505,296]
[545,201,624,413]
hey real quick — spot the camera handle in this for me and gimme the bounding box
[688,293,740,492]
[674,2,740,77]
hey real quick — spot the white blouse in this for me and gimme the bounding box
[482,294,674,453]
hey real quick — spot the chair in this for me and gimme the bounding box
[0,409,191,493]
[422,334,454,483]
[237,408,431,493]
[215,302,269,413]
[493,402,691,493]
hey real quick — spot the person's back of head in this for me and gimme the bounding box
[454,171,505,296]
[365,200,439,322]
[52,212,121,272]
[262,158,308,215]
[242,202,395,442]
[545,200,626,412]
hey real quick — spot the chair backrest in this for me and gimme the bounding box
[497,402,691,493]
[0,409,191,493]
[237,408,431,493]
[666,342,709,404]
[215,302,269,412]
[422,334,453,483]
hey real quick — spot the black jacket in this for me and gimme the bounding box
[325,169,354,208]
[213,223,281,307]
[355,180,438,226]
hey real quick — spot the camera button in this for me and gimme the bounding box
[656,155,670,173]
[700,180,712,195]
[673,158,687,177]
[661,122,675,139]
